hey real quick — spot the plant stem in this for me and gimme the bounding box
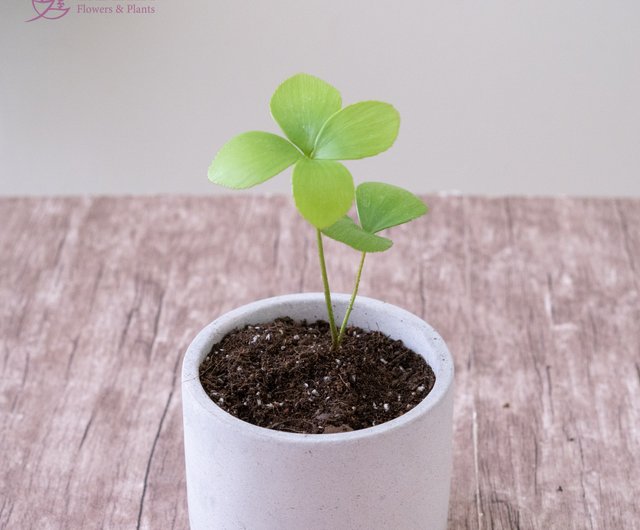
[316,229,338,348]
[337,251,367,344]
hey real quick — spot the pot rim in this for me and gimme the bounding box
[182,292,454,444]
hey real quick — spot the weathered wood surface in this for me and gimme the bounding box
[0,195,639,530]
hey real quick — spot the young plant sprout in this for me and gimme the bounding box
[208,73,427,349]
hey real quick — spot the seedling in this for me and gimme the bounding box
[208,73,427,349]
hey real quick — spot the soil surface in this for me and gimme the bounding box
[199,318,436,434]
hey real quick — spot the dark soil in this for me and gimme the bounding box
[199,318,436,434]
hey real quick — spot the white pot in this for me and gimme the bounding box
[182,293,454,530]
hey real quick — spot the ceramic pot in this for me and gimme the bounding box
[182,293,454,530]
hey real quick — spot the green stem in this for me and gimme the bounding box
[337,251,367,344]
[316,229,338,348]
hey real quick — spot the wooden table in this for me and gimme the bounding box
[1,196,638,530]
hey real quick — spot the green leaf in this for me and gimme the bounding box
[292,159,354,229]
[312,101,400,160]
[270,73,342,156]
[357,182,428,233]
[322,216,392,252]
[208,131,301,189]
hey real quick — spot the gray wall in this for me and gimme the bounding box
[1,1,639,197]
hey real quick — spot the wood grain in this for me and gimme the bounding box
[0,196,638,530]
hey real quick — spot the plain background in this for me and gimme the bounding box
[1,1,639,197]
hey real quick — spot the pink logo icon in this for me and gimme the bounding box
[26,0,70,22]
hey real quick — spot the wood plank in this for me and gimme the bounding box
[0,195,638,529]
[460,197,640,529]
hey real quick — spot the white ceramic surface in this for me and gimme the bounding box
[182,293,455,530]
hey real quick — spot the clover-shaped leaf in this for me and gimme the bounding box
[208,131,301,189]
[322,216,392,252]
[270,74,342,156]
[313,101,400,160]
[208,74,403,230]
[357,182,428,233]
[323,182,427,251]
[292,159,354,229]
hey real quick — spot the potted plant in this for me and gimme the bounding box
[182,73,454,530]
